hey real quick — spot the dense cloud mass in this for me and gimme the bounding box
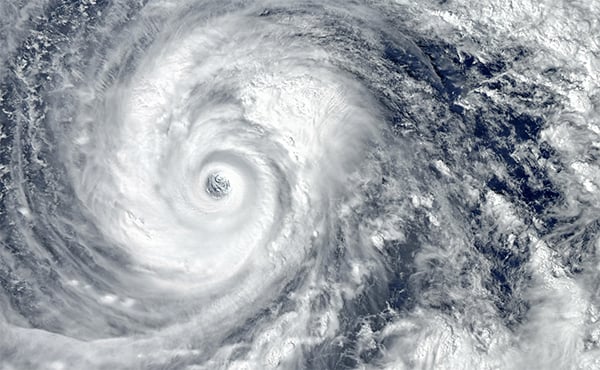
[1,0,600,369]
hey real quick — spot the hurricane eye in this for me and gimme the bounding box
[205,172,231,199]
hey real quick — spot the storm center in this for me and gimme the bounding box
[206,172,231,199]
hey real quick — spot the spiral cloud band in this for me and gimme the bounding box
[1,0,600,369]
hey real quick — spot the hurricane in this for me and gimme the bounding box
[1,0,600,369]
